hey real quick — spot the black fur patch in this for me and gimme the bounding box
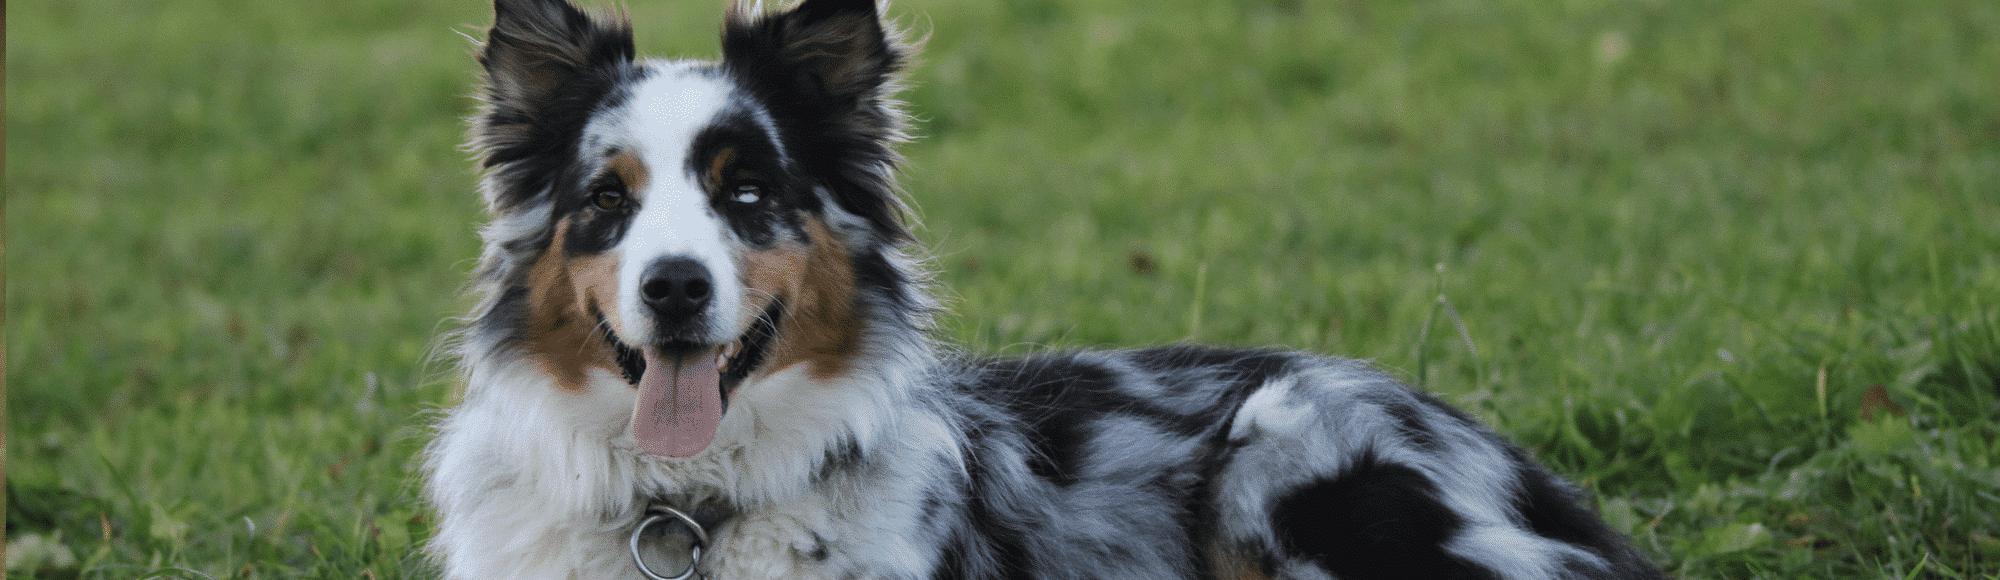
[1374,393,1442,451]
[1127,345,1302,441]
[967,354,1244,485]
[980,356,1119,486]
[1272,452,1497,580]
[1514,462,1609,548]
[1507,451,1666,579]
[687,110,814,248]
[1126,344,1300,387]
[850,247,918,314]
[934,433,1037,580]
[484,285,534,353]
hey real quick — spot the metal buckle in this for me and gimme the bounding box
[630,505,708,580]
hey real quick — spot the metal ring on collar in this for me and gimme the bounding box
[630,505,708,580]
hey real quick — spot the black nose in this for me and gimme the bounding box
[641,257,714,322]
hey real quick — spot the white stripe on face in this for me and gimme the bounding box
[589,62,744,346]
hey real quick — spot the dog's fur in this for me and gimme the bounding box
[421,0,1670,578]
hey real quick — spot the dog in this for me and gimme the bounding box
[421,0,1671,578]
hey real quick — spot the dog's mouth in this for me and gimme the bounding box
[601,301,781,458]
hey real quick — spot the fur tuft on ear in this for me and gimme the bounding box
[722,0,902,114]
[482,0,634,113]
[722,0,915,241]
[472,0,637,212]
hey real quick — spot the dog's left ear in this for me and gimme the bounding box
[480,0,635,117]
[722,0,904,115]
[723,0,913,241]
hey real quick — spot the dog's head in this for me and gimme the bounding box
[464,0,915,458]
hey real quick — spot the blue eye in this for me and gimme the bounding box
[731,182,764,204]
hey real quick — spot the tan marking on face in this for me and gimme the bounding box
[606,151,650,194]
[739,216,860,381]
[706,147,736,187]
[1207,541,1272,580]
[521,220,623,390]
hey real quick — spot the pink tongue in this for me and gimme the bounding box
[631,349,723,457]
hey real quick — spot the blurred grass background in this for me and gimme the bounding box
[7,0,1999,577]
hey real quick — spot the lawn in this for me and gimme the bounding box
[7,0,1998,578]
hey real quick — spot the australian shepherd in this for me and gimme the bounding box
[422,0,1670,578]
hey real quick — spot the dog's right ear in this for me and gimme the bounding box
[478,0,634,132]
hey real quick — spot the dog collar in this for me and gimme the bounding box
[630,504,710,580]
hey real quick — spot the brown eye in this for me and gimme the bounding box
[591,186,627,211]
[731,182,763,204]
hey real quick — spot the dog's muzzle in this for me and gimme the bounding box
[604,255,782,458]
[640,257,715,342]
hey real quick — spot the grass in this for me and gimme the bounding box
[6,0,1998,577]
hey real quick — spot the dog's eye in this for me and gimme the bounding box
[591,186,628,211]
[730,182,764,205]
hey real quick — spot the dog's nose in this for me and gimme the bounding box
[641,257,713,321]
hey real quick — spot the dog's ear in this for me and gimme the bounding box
[472,0,635,212]
[478,0,634,133]
[722,0,914,241]
[722,0,904,115]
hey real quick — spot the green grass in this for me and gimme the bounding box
[7,0,1998,577]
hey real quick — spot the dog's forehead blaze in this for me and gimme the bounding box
[745,216,861,381]
[521,220,621,391]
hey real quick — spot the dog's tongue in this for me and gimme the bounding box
[631,349,722,457]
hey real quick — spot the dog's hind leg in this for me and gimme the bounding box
[1204,361,1644,580]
